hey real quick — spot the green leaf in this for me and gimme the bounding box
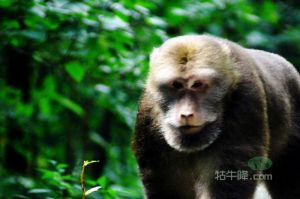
[43,76,56,93]
[65,61,86,82]
[1,20,19,30]
[52,94,84,116]
[21,30,46,42]
[97,176,108,188]
[0,0,12,7]
[89,132,109,148]
[261,1,279,24]
[38,97,51,115]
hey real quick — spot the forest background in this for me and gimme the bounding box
[1,0,300,198]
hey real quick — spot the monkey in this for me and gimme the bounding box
[132,35,300,199]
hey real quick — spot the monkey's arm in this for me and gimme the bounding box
[210,175,257,199]
[209,78,268,199]
[132,103,196,199]
[209,149,259,199]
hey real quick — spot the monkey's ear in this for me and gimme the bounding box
[150,47,160,62]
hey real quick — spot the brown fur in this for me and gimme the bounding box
[133,35,300,199]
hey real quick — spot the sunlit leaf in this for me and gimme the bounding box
[146,17,167,28]
[246,31,268,46]
[28,189,52,194]
[99,15,130,31]
[30,4,46,17]
[21,30,46,42]
[95,84,110,94]
[85,186,101,196]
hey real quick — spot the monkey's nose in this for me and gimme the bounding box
[180,113,194,119]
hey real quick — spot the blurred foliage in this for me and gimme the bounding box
[0,0,299,198]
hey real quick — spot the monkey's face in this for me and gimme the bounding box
[153,68,229,152]
[146,36,235,152]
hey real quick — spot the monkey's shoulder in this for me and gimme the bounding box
[247,49,296,78]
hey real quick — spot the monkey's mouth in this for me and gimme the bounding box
[165,121,221,152]
[178,125,205,135]
[164,121,221,152]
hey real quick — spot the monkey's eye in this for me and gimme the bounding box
[191,81,206,90]
[171,81,184,90]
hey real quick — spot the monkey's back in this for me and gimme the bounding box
[247,49,300,159]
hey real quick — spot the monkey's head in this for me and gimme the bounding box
[146,35,239,152]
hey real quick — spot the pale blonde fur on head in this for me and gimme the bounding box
[146,35,239,100]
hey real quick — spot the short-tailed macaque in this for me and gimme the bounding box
[133,35,300,199]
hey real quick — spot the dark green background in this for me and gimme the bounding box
[0,0,299,198]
